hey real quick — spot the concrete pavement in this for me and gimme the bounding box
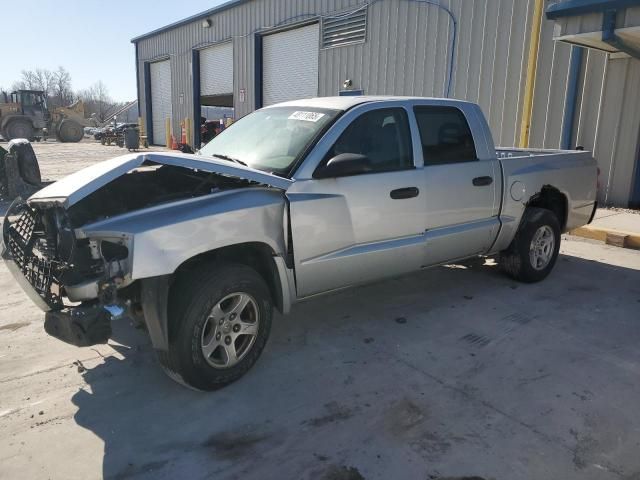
[1,235,640,480]
[571,208,640,249]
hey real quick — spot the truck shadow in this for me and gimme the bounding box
[71,252,640,480]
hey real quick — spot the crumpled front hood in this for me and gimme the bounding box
[28,151,292,208]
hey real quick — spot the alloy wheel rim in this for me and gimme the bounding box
[201,292,259,369]
[529,225,555,270]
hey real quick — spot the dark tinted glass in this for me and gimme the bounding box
[327,108,413,173]
[414,106,478,165]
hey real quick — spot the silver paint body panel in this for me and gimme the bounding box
[28,151,292,208]
[15,97,597,315]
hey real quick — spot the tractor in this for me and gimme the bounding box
[0,90,88,143]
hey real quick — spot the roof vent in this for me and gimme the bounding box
[322,7,368,49]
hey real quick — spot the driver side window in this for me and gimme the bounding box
[325,108,414,173]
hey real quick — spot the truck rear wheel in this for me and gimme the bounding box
[57,119,84,143]
[158,263,273,391]
[6,119,34,141]
[499,207,561,283]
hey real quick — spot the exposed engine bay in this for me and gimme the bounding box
[2,162,260,312]
[66,161,258,227]
[2,150,290,350]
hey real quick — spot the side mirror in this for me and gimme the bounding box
[315,153,371,179]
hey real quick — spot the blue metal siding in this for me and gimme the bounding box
[630,130,640,208]
[143,62,153,145]
[254,32,263,109]
[192,49,201,147]
[561,46,583,150]
[546,0,640,20]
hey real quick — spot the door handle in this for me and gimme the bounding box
[390,187,419,199]
[472,176,493,186]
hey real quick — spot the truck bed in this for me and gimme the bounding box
[496,147,586,159]
[489,147,598,254]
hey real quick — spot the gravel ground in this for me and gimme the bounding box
[0,139,168,215]
[0,138,168,183]
[601,207,640,215]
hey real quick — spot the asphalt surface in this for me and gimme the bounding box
[1,234,639,480]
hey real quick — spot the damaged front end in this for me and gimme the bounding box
[1,198,128,346]
[2,152,291,349]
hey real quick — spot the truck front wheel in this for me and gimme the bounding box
[499,207,561,283]
[158,263,273,391]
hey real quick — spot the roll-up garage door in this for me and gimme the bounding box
[150,60,172,146]
[200,42,233,96]
[263,23,319,106]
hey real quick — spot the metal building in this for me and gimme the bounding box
[132,0,640,207]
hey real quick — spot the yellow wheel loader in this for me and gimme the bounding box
[0,90,89,143]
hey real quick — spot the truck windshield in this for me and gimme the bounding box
[198,106,340,175]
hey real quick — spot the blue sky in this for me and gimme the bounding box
[1,0,227,101]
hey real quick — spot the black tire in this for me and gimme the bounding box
[57,119,84,143]
[499,207,561,283]
[8,141,41,186]
[158,263,273,391]
[6,119,34,141]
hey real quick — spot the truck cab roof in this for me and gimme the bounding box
[265,96,475,111]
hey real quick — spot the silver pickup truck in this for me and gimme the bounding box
[2,97,598,390]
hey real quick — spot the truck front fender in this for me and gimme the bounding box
[141,253,294,352]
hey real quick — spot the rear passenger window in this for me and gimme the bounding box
[413,106,478,165]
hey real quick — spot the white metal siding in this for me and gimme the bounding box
[529,14,640,206]
[150,60,172,146]
[135,0,640,206]
[263,23,320,106]
[200,42,234,95]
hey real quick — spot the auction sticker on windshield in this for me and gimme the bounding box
[288,111,326,122]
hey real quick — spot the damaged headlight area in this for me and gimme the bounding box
[1,199,132,346]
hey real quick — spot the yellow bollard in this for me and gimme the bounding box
[138,117,149,148]
[518,0,544,148]
[165,118,171,148]
[185,118,191,147]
